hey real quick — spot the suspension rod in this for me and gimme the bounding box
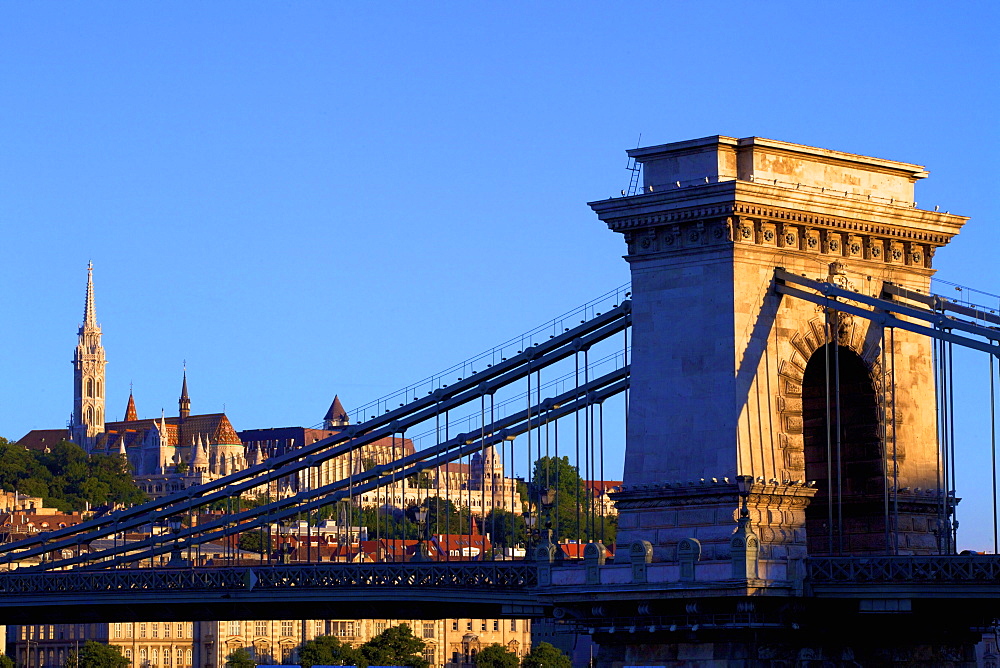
[19,368,630,570]
[0,305,630,560]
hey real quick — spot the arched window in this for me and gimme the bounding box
[86,379,94,398]
[140,648,147,665]
[185,649,192,665]
[125,649,132,664]
[152,648,158,665]
[85,406,94,424]
[803,344,885,555]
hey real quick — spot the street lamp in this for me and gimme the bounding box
[735,475,752,522]
[25,638,38,668]
[167,517,187,567]
[523,511,538,561]
[411,504,431,562]
[534,487,559,562]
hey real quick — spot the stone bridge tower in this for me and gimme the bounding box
[590,136,967,563]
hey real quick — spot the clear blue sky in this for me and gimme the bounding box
[2,4,998,543]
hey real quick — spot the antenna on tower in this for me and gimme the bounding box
[625,133,643,196]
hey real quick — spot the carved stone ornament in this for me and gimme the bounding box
[602,199,945,271]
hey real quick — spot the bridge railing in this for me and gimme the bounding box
[807,555,1000,583]
[0,562,538,595]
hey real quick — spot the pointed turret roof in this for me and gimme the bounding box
[325,395,349,425]
[124,392,138,422]
[179,367,191,419]
[82,261,98,329]
[191,437,208,466]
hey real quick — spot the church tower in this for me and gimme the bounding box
[179,368,191,420]
[71,262,107,449]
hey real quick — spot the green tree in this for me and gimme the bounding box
[529,456,615,545]
[520,642,571,668]
[0,655,14,668]
[238,528,267,553]
[406,471,433,489]
[224,648,255,668]
[474,643,519,668]
[484,508,526,549]
[0,438,145,512]
[419,496,470,535]
[359,623,428,668]
[65,641,130,668]
[298,635,365,667]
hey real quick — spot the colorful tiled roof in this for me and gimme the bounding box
[124,392,138,422]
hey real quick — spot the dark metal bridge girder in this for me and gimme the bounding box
[0,562,544,624]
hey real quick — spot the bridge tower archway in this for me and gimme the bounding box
[801,342,886,555]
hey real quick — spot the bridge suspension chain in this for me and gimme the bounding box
[6,304,631,570]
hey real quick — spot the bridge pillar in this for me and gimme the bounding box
[591,136,966,561]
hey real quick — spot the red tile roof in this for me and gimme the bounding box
[124,393,138,422]
[16,429,71,452]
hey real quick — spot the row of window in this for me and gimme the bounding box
[123,646,192,667]
[114,622,193,639]
[19,647,191,668]
[226,620,295,637]
[451,619,517,632]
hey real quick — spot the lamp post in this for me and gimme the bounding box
[735,475,752,523]
[732,475,759,579]
[167,517,187,567]
[25,637,38,668]
[523,511,538,561]
[411,504,431,562]
[534,487,559,562]
[277,519,293,564]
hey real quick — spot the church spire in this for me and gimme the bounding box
[83,261,97,329]
[71,262,107,450]
[179,366,191,420]
[124,389,138,422]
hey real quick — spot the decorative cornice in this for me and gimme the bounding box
[591,181,965,269]
[612,479,817,510]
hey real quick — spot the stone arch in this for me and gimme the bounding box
[776,314,889,483]
[777,313,900,555]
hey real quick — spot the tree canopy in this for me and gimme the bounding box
[65,641,130,668]
[0,437,145,512]
[484,508,526,549]
[298,634,365,667]
[223,648,255,668]
[359,623,428,668]
[521,642,572,668]
[473,643,519,668]
[529,456,616,545]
